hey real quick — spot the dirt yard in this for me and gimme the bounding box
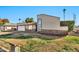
[0,31,79,52]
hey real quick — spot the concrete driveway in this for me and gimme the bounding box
[0,32,12,35]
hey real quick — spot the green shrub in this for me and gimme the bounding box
[20,39,50,52]
[0,34,13,38]
[60,21,75,31]
[15,35,33,39]
[64,36,79,44]
[19,36,79,52]
[62,45,74,52]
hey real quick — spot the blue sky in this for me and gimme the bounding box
[0,6,79,25]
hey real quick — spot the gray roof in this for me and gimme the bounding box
[3,23,17,26]
[37,14,60,18]
[1,23,36,26]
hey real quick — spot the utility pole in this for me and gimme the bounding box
[73,14,76,27]
[63,9,66,21]
[73,14,76,23]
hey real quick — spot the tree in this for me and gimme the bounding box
[25,17,34,23]
[63,9,66,21]
[19,18,21,23]
[0,19,9,25]
[60,20,75,31]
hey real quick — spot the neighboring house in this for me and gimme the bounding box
[37,14,68,35]
[0,23,17,31]
[0,23,36,32]
[17,23,36,31]
[73,26,79,33]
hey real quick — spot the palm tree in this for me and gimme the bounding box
[19,18,21,23]
[63,9,66,21]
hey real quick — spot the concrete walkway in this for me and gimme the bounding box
[0,32,12,35]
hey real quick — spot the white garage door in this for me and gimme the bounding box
[18,26,25,31]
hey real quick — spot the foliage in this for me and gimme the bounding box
[0,34,53,40]
[20,36,79,52]
[1,34,79,52]
[15,35,33,39]
[20,39,50,52]
[60,21,75,31]
[0,19,9,25]
[25,17,34,23]
[0,34,33,39]
[64,36,79,44]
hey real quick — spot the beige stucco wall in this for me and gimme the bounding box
[25,25,36,30]
[73,27,79,32]
[37,14,68,31]
[58,26,68,31]
[37,14,60,31]
[4,26,17,31]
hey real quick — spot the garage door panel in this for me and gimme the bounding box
[18,26,25,31]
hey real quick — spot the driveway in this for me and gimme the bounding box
[0,32,12,35]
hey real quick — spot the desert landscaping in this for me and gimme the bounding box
[0,31,79,52]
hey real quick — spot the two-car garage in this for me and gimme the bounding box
[17,23,36,31]
[0,23,36,32]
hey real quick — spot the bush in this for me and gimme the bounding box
[15,35,33,39]
[64,36,79,44]
[20,39,49,52]
[60,21,75,31]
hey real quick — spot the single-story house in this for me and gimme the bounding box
[0,23,17,31]
[37,14,68,35]
[17,23,36,31]
[0,22,36,32]
[73,26,79,33]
